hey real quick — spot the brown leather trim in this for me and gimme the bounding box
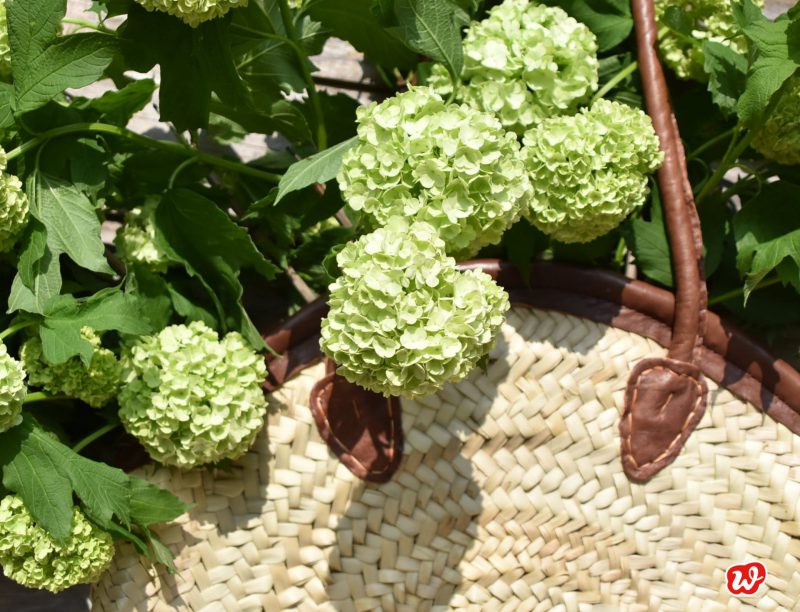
[632,0,707,363]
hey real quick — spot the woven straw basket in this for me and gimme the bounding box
[92,1,800,610]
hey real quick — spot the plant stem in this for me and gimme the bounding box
[71,423,120,454]
[62,18,114,34]
[592,61,639,104]
[695,128,755,205]
[277,0,327,151]
[23,391,69,404]
[686,126,738,161]
[168,157,200,189]
[5,123,282,183]
[708,276,782,306]
[0,320,35,342]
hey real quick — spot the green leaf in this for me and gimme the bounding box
[624,189,673,287]
[308,0,416,68]
[542,0,632,52]
[81,78,156,125]
[0,83,14,129]
[8,219,62,315]
[703,40,747,117]
[501,218,547,284]
[28,172,114,276]
[275,136,357,204]
[734,182,800,299]
[393,0,463,79]
[154,189,279,348]
[7,0,66,84]
[15,33,117,114]
[129,478,189,527]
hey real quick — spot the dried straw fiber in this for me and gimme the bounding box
[92,307,800,611]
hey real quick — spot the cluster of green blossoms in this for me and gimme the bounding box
[0,0,10,80]
[0,343,26,433]
[337,87,530,260]
[522,99,663,243]
[0,496,114,593]
[429,0,598,134]
[134,0,248,27]
[115,204,169,272]
[320,218,509,398]
[0,148,29,252]
[118,321,267,468]
[654,0,761,82]
[21,328,122,408]
[752,75,800,166]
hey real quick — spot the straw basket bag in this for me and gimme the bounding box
[92,2,800,610]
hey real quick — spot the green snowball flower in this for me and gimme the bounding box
[337,86,530,260]
[522,99,663,244]
[115,203,169,272]
[118,321,267,468]
[21,327,122,408]
[752,75,800,166]
[320,217,510,398]
[0,495,114,593]
[655,0,761,82]
[0,0,10,80]
[0,343,26,433]
[428,0,598,133]
[134,0,248,27]
[0,147,29,253]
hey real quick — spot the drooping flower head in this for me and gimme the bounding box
[0,148,29,253]
[522,99,663,243]
[134,0,248,27]
[337,86,530,260]
[115,203,170,272]
[429,0,598,133]
[0,343,26,433]
[21,327,122,408]
[654,0,762,82]
[752,75,800,166]
[320,217,509,398]
[118,321,267,468]
[0,496,114,593]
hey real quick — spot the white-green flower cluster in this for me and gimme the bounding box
[0,0,10,80]
[0,343,25,433]
[134,0,248,27]
[115,204,169,272]
[21,328,122,408]
[337,87,530,260]
[655,0,761,82]
[522,99,663,243]
[428,0,598,134]
[0,496,114,593]
[0,148,29,253]
[752,75,800,166]
[320,217,509,398]
[118,321,267,468]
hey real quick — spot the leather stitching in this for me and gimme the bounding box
[625,365,704,469]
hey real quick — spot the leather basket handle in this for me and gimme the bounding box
[619,0,710,481]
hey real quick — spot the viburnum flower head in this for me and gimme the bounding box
[118,321,268,468]
[0,0,10,80]
[115,203,169,272]
[134,0,248,27]
[654,0,762,81]
[0,343,26,433]
[752,75,800,166]
[0,147,29,253]
[0,496,114,593]
[337,86,530,260]
[21,328,122,408]
[320,218,509,398]
[428,0,598,133]
[522,99,663,243]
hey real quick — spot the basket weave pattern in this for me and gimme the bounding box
[92,307,800,611]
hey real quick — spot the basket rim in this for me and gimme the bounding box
[263,260,800,438]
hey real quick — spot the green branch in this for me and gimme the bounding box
[72,423,120,454]
[5,123,281,183]
[23,391,69,405]
[708,276,782,306]
[0,320,35,342]
[592,61,638,104]
[277,0,328,151]
[695,128,755,204]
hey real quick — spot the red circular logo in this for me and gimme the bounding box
[726,562,767,596]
